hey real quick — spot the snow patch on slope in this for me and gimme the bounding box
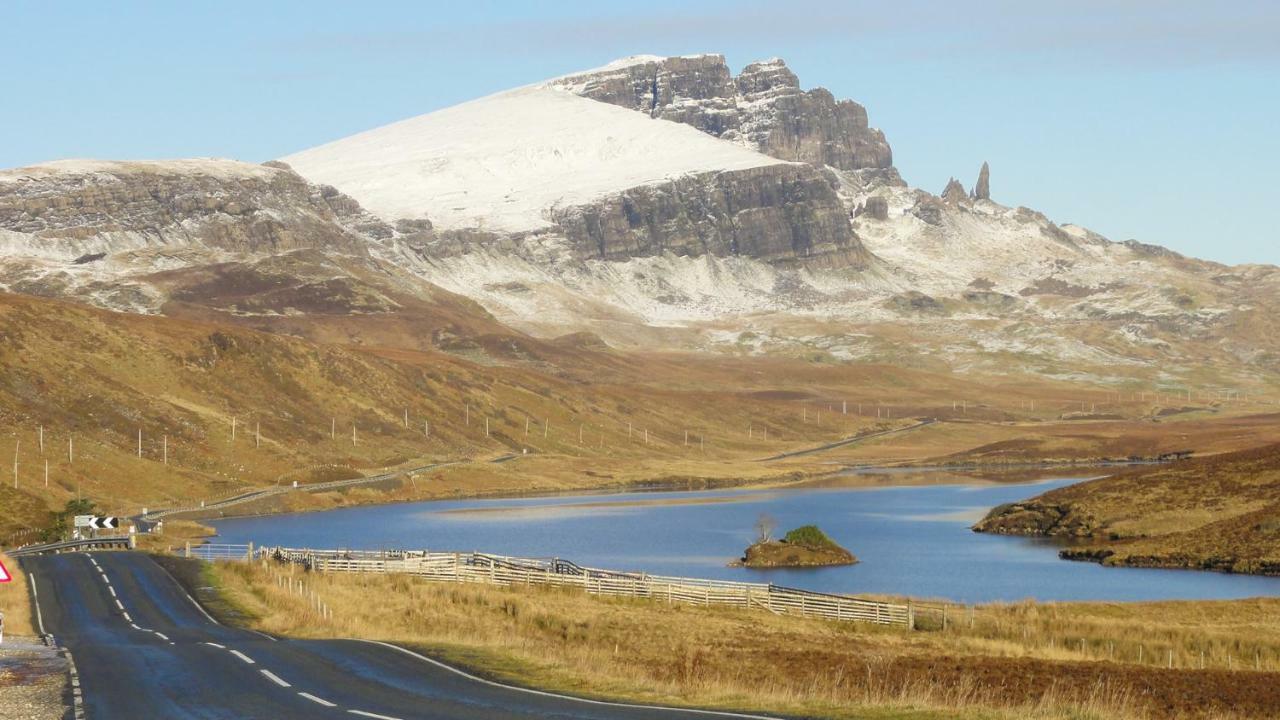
[282,86,787,233]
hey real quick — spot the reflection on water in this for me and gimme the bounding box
[899,508,992,523]
[211,473,1280,604]
[431,492,777,521]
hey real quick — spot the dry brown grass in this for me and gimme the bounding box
[918,597,1280,672]
[976,443,1280,573]
[207,560,1280,720]
[0,552,34,637]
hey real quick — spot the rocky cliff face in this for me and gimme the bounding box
[549,164,867,267]
[854,196,889,221]
[0,159,413,317]
[0,159,380,259]
[552,55,893,171]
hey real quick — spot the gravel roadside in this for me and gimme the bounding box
[0,637,68,720]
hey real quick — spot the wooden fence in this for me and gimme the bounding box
[263,546,916,628]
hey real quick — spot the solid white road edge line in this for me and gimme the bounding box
[353,640,782,719]
[260,669,291,688]
[29,572,47,636]
[148,557,222,623]
[150,557,279,642]
[298,692,336,707]
[348,711,403,720]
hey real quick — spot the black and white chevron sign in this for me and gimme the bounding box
[75,515,120,529]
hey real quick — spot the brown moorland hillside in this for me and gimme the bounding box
[0,291,856,538]
[974,442,1280,574]
[3,289,1280,545]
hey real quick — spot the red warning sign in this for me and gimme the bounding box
[0,558,10,583]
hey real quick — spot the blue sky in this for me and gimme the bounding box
[3,1,1277,265]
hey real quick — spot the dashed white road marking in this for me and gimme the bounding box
[153,632,170,642]
[114,598,125,611]
[298,692,336,707]
[202,642,226,649]
[260,669,291,688]
[349,711,403,720]
[229,649,256,665]
[108,585,117,597]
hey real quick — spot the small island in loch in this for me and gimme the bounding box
[733,523,858,568]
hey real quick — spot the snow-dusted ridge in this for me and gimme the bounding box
[0,158,280,183]
[282,84,787,233]
[1,52,1275,384]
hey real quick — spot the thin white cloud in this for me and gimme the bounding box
[276,0,1280,68]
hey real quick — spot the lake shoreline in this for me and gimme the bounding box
[186,457,1155,526]
[205,471,1280,603]
[1056,547,1280,577]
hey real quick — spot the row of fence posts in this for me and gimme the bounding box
[271,569,333,621]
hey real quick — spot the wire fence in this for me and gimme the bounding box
[193,544,916,628]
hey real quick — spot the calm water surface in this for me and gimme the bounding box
[210,475,1280,604]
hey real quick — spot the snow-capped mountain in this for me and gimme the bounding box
[1,54,1277,386]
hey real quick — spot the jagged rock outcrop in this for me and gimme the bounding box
[910,196,946,225]
[941,178,968,204]
[972,161,991,200]
[854,196,889,221]
[0,159,382,259]
[885,291,947,315]
[549,164,868,267]
[552,55,893,171]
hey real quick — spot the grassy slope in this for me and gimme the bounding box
[974,443,1280,573]
[0,292,870,538]
[199,558,1280,720]
[4,289,1279,544]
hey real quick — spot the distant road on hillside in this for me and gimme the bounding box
[760,419,936,461]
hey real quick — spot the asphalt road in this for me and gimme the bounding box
[23,552,777,720]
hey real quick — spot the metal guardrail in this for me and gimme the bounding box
[198,544,916,628]
[7,535,135,557]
